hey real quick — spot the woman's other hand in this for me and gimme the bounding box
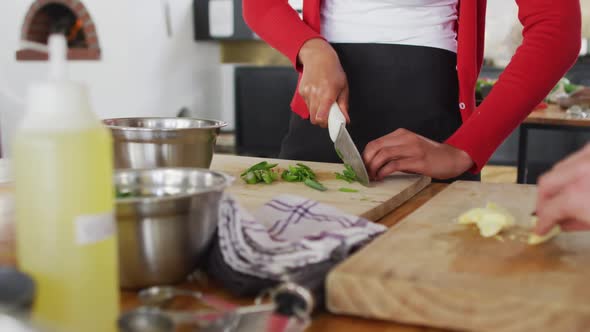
[363,129,474,180]
[535,144,590,235]
[297,38,350,127]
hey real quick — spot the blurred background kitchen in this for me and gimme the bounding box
[1,0,589,184]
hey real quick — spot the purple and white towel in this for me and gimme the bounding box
[217,194,387,280]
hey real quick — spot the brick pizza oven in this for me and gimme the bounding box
[16,0,100,60]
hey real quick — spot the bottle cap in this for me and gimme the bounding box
[22,34,94,128]
[48,34,68,81]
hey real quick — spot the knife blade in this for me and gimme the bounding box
[328,103,370,186]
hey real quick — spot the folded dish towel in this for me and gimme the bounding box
[217,194,387,280]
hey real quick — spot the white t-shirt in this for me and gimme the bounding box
[320,0,459,53]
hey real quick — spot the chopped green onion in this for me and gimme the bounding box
[304,178,327,192]
[296,163,312,171]
[282,172,300,182]
[261,171,273,184]
[240,161,278,176]
[339,187,359,193]
[241,161,279,184]
[281,164,327,191]
[253,170,263,181]
[242,171,258,184]
[335,173,354,183]
[335,148,344,161]
[240,161,266,176]
[335,164,359,184]
[242,161,326,190]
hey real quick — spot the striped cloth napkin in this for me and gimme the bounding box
[217,194,386,280]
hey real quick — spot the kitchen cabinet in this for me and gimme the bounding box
[193,0,302,41]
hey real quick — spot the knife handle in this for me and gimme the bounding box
[328,102,346,142]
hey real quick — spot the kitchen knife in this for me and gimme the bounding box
[328,103,370,186]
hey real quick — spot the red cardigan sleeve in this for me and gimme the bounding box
[446,0,581,173]
[242,0,323,70]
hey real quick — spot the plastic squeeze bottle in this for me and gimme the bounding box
[13,34,119,332]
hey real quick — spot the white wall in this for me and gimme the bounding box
[127,0,223,120]
[0,0,223,156]
[484,0,590,66]
[483,0,519,67]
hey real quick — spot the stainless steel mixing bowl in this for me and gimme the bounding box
[115,168,232,289]
[103,118,227,170]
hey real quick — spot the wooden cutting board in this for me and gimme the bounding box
[210,154,430,221]
[327,181,590,332]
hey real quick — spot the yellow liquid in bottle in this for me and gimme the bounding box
[14,125,119,332]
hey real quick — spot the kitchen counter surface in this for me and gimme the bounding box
[525,104,590,127]
[0,182,449,331]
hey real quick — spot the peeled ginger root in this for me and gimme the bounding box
[458,204,561,245]
[528,216,561,245]
[458,202,515,237]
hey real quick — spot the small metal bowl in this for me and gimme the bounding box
[118,308,174,332]
[104,117,227,170]
[115,168,232,289]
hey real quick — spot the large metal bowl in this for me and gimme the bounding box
[104,118,227,169]
[115,168,232,289]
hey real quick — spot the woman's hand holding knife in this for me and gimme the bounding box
[297,38,350,127]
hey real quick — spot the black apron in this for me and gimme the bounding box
[279,43,480,182]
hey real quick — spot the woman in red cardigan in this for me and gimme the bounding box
[243,0,581,181]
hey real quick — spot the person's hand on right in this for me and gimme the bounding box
[535,144,590,235]
[297,38,350,128]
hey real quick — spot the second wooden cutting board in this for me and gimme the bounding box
[327,181,590,332]
[210,154,430,221]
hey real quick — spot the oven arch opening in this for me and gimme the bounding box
[16,0,101,61]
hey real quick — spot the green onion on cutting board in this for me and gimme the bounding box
[282,163,328,191]
[240,161,279,185]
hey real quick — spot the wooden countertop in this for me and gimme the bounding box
[524,104,590,128]
[0,182,449,331]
